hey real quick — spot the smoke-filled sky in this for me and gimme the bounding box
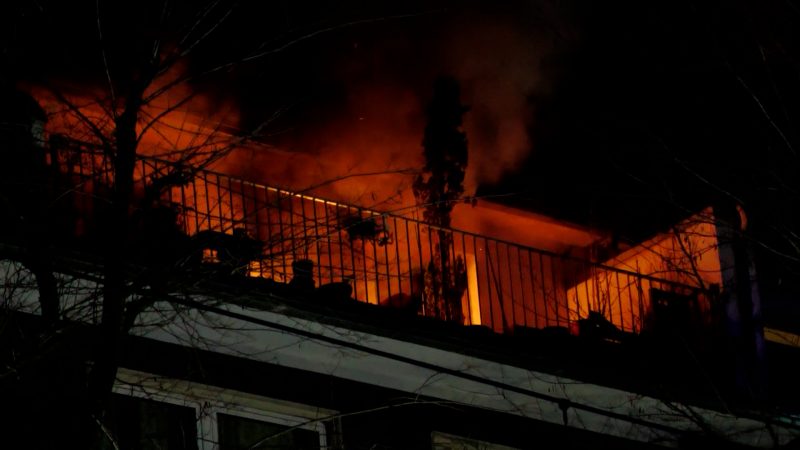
[212,1,575,202]
[4,0,799,241]
[5,0,574,206]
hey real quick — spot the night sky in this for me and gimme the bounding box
[3,0,800,291]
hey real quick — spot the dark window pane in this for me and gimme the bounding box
[108,394,198,450]
[217,413,319,450]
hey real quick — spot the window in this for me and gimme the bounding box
[113,368,334,450]
[648,287,700,333]
[108,394,198,450]
[217,413,319,450]
[431,431,519,450]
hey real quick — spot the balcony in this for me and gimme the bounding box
[39,140,718,340]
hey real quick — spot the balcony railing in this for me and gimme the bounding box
[48,141,714,337]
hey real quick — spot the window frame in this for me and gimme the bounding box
[113,368,333,450]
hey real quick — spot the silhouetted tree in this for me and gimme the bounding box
[413,76,468,322]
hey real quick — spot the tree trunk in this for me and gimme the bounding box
[87,87,144,443]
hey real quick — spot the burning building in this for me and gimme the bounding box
[0,76,797,450]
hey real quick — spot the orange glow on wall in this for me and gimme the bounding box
[452,200,604,254]
[567,209,721,333]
